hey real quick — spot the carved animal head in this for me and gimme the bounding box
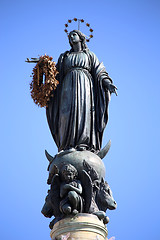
[41,191,54,218]
[96,178,117,211]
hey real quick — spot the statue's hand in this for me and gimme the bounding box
[108,83,118,96]
[103,79,118,96]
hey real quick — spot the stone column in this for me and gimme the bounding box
[50,213,108,240]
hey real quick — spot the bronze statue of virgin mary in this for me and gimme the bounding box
[46,30,117,153]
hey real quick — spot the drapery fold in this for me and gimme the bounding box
[46,49,112,152]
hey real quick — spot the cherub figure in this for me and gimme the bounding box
[59,164,83,215]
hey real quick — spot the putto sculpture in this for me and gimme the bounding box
[26,18,117,233]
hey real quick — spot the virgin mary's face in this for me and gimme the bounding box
[69,32,81,45]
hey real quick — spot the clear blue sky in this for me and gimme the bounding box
[1,0,160,239]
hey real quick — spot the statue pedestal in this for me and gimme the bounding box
[50,213,108,240]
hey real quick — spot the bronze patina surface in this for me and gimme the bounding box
[27,27,117,236]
